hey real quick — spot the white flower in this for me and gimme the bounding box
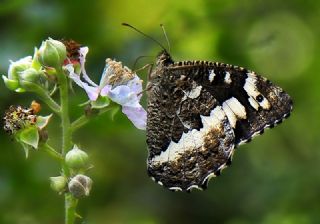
[65,47,147,130]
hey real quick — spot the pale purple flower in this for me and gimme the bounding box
[65,47,147,130]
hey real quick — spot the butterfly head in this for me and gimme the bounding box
[156,50,174,67]
[148,50,174,87]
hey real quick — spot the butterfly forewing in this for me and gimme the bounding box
[146,51,293,191]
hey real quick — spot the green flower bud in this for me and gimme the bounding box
[50,176,67,192]
[65,145,89,169]
[3,55,44,92]
[38,38,66,68]
[20,68,41,82]
[48,38,67,59]
[68,174,92,198]
[8,56,32,80]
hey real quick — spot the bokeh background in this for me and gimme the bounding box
[0,0,319,223]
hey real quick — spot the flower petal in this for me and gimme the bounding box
[126,75,143,99]
[122,106,147,130]
[79,47,97,87]
[100,84,112,96]
[107,85,140,108]
[99,61,112,88]
[65,64,99,101]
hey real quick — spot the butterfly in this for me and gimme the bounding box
[121,23,293,192]
[145,50,293,192]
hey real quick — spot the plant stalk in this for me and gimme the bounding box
[20,80,61,115]
[70,105,118,132]
[56,68,76,224]
[40,143,64,161]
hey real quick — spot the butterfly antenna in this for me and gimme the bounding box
[160,24,171,53]
[133,55,154,70]
[122,23,167,52]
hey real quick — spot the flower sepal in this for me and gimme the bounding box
[17,126,39,148]
[32,47,42,71]
[36,114,52,130]
[90,95,110,109]
[2,75,19,91]
[15,126,39,157]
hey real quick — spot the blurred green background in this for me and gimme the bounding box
[0,0,319,223]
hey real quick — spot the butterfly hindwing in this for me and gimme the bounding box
[147,65,235,191]
[146,51,293,191]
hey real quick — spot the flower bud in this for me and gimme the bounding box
[38,38,66,68]
[65,145,89,169]
[8,56,32,81]
[3,55,44,92]
[50,176,67,192]
[68,174,92,198]
[20,68,41,82]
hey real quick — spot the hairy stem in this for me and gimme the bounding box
[56,68,76,224]
[69,114,88,132]
[20,80,61,115]
[39,143,64,161]
[70,105,118,132]
[65,193,78,224]
[57,71,72,156]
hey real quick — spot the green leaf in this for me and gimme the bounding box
[18,126,39,149]
[36,114,53,130]
[91,96,110,109]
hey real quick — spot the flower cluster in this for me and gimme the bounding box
[2,38,147,130]
[2,38,68,95]
[1,37,147,221]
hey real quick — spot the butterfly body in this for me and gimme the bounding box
[146,50,292,191]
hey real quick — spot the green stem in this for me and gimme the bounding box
[70,105,117,132]
[70,114,88,132]
[65,193,78,224]
[20,80,61,115]
[56,68,75,224]
[39,143,64,161]
[57,70,72,156]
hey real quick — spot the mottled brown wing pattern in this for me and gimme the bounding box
[146,51,293,192]
[168,62,293,145]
